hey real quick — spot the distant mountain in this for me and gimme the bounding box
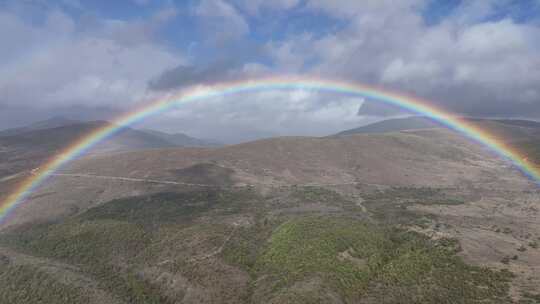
[0,121,108,178]
[0,116,80,137]
[336,117,440,136]
[334,117,540,167]
[142,129,221,147]
[336,117,540,137]
[469,118,540,130]
[0,117,220,149]
[0,118,221,178]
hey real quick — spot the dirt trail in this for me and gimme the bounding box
[44,171,387,188]
[0,247,124,304]
[49,172,216,187]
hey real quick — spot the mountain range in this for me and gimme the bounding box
[336,116,540,137]
[0,115,539,303]
[0,117,220,179]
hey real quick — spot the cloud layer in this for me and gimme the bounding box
[264,0,540,117]
[1,0,539,139]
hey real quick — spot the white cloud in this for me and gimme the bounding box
[265,34,315,71]
[234,0,300,15]
[265,0,540,117]
[194,0,249,42]
[2,0,540,139]
[139,90,366,143]
[0,8,184,109]
[306,0,425,18]
[133,0,151,6]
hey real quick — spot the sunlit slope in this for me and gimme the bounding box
[61,128,525,187]
[2,128,531,230]
[338,117,540,166]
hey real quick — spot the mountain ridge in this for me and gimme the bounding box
[335,116,540,137]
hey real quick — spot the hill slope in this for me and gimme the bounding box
[337,117,540,138]
[337,117,540,166]
[0,116,80,137]
[0,119,220,179]
[3,128,532,229]
[336,117,440,135]
[1,128,538,303]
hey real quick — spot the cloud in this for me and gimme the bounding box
[194,0,249,43]
[263,0,540,118]
[2,0,540,141]
[138,89,366,143]
[306,0,425,18]
[133,0,151,6]
[233,0,301,15]
[148,58,272,92]
[0,7,183,110]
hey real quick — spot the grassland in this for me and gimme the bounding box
[362,186,467,225]
[0,190,257,304]
[0,187,517,303]
[0,263,91,304]
[249,216,513,303]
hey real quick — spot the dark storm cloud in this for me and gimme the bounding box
[148,60,239,91]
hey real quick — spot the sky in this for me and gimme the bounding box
[0,0,539,142]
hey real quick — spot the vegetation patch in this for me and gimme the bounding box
[0,189,262,303]
[362,186,467,225]
[520,292,540,304]
[169,163,235,186]
[291,186,361,212]
[81,190,254,226]
[293,186,347,204]
[367,187,467,205]
[0,188,516,303]
[221,218,278,271]
[520,140,540,166]
[0,219,168,303]
[0,263,90,304]
[252,216,513,303]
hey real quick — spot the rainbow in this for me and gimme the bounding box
[1,76,539,225]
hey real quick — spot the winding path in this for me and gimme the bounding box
[32,170,387,189]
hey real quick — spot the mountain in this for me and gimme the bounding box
[336,116,540,137]
[1,128,537,303]
[335,117,440,135]
[0,116,80,137]
[142,129,221,147]
[474,119,540,129]
[0,121,107,179]
[336,117,540,168]
[0,119,220,179]
[0,117,221,149]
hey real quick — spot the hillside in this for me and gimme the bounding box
[0,116,80,137]
[142,129,221,147]
[337,117,540,165]
[0,119,219,180]
[337,117,540,140]
[336,117,440,135]
[0,127,539,303]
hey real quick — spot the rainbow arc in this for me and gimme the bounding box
[1,76,538,224]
